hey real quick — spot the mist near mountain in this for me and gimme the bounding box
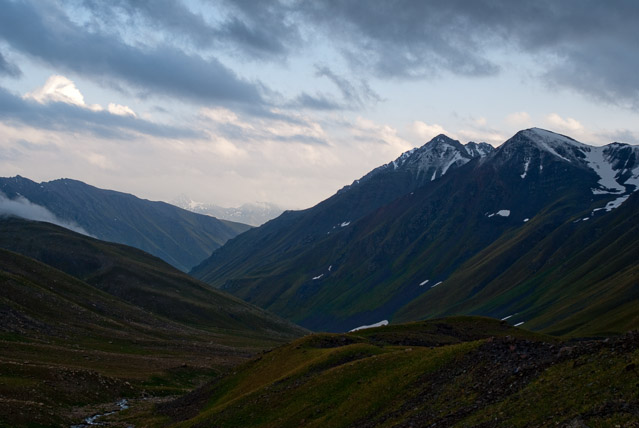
[0,192,90,235]
[0,176,251,271]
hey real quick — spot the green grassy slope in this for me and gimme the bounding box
[0,217,305,337]
[124,318,638,428]
[395,192,639,338]
[0,218,306,427]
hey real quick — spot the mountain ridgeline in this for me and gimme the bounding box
[0,177,251,271]
[192,128,639,335]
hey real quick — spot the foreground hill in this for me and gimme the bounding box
[122,318,639,427]
[192,129,639,334]
[0,218,305,427]
[0,176,251,271]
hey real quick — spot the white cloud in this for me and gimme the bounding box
[107,103,136,117]
[24,75,102,111]
[410,121,448,142]
[85,152,114,170]
[24,75,138,117]
[545,113,584,133]
[505,111,532,127]
[457,129,505,146]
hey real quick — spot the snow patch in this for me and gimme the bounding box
[431,281,443,288]
[487,210,510,218]
[538,140,571,162]
[312,274,324,280]
[441,152,465,175]
[419,279,429,286]
[520,158,530,179]
[523,218,529,222]
[501,314,514,321]
[514,322,525,327]
[592,194,630,215]
[582,147,625,194]
[328,265,332,272]
[340,221,350,227]
[350,320,389,332]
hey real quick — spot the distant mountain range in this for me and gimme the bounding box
[191,128,639,335]
[171,195,283,226]
[0,176,251,271]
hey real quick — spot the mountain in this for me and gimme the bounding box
[192,128,639,334]
[191,135,493,285]
[0,217,305,427]
[133,318,639,428]
[0,176,251,271]
[0,217,304,338]
[171,195,283,226]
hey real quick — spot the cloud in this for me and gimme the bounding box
[298,1,639,109]
[200,106,330,146]
[0,192,91,235]
[410,121,448,142]
[595,129,639,145]
[80,0,301,60]
[545,113,584,133]
[107,103,136,117]
[314,65,382,108]
[0,0,265,106]
[24,75,103,111]
[298,1,502,79]
[292,92,343,111]
[505,112,532,127]
[0,50,21,77]
[3,0,638,113]
[290,66,382,111]
[0,84,199,140]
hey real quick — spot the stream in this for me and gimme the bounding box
[70,398,130,427]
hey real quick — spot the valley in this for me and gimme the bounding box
[0,128,637,427]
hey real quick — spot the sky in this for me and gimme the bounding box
[1,0,638,209]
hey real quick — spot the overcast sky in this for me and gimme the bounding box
[1,0,638,208]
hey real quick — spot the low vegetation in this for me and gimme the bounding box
[120,317,638,427]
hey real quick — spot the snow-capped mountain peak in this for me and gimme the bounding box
[171,195,283,226]
[356,134,495,187]
[498,128,639,195]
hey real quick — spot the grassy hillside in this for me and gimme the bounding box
[0,219,306,427]
[0,217,304,337]
[395,192,639,338]
[0,176,251,271]
[120,317,639,427]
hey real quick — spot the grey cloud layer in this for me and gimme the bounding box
[0,51,21,77]
[1,0,638,111]
[80,0,301,60]
[0,86,201,139]
[0,0,264,105]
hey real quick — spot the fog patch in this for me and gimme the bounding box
[0,193,91,236]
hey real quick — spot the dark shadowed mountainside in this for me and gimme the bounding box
[0,176,251,271]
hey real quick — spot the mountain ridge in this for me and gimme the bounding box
[0,176,251,271]
[192,128,639,334]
